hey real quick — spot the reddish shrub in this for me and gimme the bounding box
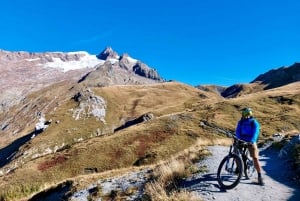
[38,155,67,171]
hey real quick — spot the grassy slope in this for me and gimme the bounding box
[0,80,76,148]
[1,81,300,200]
[197,82,300,137]
[0,82,222,199]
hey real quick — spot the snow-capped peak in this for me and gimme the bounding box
[43,52,105,72]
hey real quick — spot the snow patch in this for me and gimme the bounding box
[26,58,41,62]
[127,56,138,63]
[108,58,119,64]
[67,51,90,55]
[44,53,105,72]
[35,116,48,131]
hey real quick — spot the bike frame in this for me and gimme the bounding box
[217,134,255,189]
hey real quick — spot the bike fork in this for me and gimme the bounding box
[225,156,235,173]
[225,146,234,173]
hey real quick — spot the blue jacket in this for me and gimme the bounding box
[235,117,260,143]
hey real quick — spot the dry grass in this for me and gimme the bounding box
[1,82,216,200]
[195,82,300,139]
[0,80,75,148]
[1,81,300,200]
[144,139,210,201]
[145,182,201,201]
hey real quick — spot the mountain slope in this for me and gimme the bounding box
[0,47,163,113]
[252,62,300,89]
[202,63,300,98]
[1,47,300,200]
[0,81,223,200]
[3,81,299,201]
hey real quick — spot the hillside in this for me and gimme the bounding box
[199,63,300,98]
[252,62,300,89]
[1,80,300,200]
[1,48,300,200]
[0,81,223,199]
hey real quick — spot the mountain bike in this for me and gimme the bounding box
[217,133,256,189]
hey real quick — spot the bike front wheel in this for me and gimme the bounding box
[217,154,243,189]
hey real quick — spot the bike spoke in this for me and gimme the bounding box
[217,155,243,189]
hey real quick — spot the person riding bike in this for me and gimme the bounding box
[235,107,264,185]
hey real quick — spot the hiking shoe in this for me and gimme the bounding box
[258,176,265,186]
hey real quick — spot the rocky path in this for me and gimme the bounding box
[27,141,300,201]
[181,145,300,201]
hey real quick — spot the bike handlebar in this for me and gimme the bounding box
[226,132,253,146]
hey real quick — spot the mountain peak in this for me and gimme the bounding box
[97,47,119,60]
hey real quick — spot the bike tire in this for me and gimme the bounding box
[217,154,243,189]
[243,150,255,179]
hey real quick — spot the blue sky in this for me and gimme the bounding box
[1,0,300,86]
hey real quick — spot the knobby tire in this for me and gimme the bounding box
[217,154,243,189]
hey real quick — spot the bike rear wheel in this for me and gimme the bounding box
[217,154,243,189]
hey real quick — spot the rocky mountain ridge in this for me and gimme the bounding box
[252,62,300,89]
[197,63,300,98]
[0,47,164,112]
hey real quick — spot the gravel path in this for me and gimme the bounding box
[181,145,300,201]
[29,142,300,201]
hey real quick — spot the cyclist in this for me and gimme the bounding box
[235,107,264,185]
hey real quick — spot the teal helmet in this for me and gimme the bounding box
[241,107,253,117]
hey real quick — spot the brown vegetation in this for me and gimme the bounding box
[1,81,300,200]
[37,155,68,172]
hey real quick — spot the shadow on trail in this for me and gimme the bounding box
[260,147,300,201]
[181,172,258,195]
[180,173,224,193]
[0,131,37,168]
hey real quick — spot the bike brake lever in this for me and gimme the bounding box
[226,132,233,137]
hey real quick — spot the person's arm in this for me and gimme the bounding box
[235,121,241,139]
[251,119,260,143]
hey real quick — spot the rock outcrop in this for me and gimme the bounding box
[72,88,107,122]
[114,112,154,132]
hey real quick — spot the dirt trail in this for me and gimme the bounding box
[181,145,300,201]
